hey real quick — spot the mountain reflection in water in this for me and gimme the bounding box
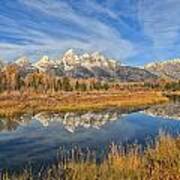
[0,108,140,133]
[0,104,180,170]
[34,111,121,133]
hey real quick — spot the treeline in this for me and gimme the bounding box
[144,80,180,91]
[1,64,179,94]
[0,64,110,93]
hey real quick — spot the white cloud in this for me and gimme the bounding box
[138,0,180,49]
[0,0,136,62]
[4,0,180,64]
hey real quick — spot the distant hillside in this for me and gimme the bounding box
[116,66,157,82]
[145,59,180,80]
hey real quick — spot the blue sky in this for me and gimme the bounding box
[0,0,180,66]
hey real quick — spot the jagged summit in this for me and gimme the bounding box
[80,53,90,59]
[15,56,30,67]
[34,56,56,72]
[36,56,52,64]
[64,48,75,54]
[61,49,119,70]
[91,51,105,60]
[62,49,80,70]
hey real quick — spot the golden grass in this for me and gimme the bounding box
[2,135,180,180]
[0,90,169,118]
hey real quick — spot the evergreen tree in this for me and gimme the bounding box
[103,82,109,90]
[62,77,72,91]
[75,80,80,91]
[56,79,62,91]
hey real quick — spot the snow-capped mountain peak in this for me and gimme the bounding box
[15,56,30,67]
[35,56,55,66]
[62,49,80,70]
[33,56,56,72]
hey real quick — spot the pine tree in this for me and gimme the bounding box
[75,80,80,91]
[103,82,109,90]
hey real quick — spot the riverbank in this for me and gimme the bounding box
[0,90,168,118]
[3,135,180,180]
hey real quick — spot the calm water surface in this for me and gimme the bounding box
[0,102,180,170]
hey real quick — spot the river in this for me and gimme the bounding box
[0,100,180,171]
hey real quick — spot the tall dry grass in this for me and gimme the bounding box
[2,135,180,180]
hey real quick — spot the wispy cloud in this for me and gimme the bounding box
[138,0,180,50]
[77,0,120,19]
[0,0,180,65]
[0,0,136,62]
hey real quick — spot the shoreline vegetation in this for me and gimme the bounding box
[2,135,180,180]
[0,90,169,118]
[0,63,179,118]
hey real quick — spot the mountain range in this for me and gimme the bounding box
[144,59,180,80]
[0,49,180,81]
